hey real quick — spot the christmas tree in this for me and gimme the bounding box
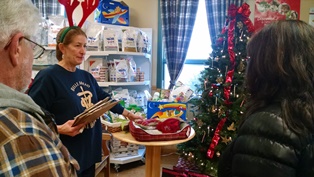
[176,3,254,177]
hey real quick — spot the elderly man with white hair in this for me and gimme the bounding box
[0,0,79,176]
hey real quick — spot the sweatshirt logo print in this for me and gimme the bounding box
[77,86,93,109]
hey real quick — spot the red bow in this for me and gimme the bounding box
[237,3,251,18]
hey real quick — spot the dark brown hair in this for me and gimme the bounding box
[55,27,87,61]
[245,20,314,135]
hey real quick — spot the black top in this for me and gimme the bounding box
[218,104,314,177]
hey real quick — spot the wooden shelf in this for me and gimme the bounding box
[43,47,151,59]
[84,51,151,60]
[44,46,56,50]
[98,81,150,87]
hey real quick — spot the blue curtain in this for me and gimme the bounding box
[205,0,244,43]
[160,0,199,89]
[31,0,62,18]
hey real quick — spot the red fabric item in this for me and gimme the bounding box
[188,172,211,177]
[156,118,181,133]
[136,118,161,126]
[129,121,191,141]
[162,168,188,177]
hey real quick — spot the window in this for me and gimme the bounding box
[31,0,64,18]
[164,0,211,91]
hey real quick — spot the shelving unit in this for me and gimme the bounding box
[83,27,152,169]
[31,46,58,78]
[110,148,146,172]
[81,50,152,93]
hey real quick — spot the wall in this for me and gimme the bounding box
[73,0,313,89]
[121,0,158,89]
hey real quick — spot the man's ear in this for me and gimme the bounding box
[8,32,24,67]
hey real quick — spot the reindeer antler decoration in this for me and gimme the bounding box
[58,0,99,27]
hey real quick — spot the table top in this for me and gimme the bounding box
[112,128,195,146]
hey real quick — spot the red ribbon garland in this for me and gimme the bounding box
[207,118,227,158]
[207,3,254,159]
[224,13,236,105]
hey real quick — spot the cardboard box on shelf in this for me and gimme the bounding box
[110,137,129,146]
[111,150,138,158]
[146,101,187,121]
[95,0,129,26]
[110,144,139,153]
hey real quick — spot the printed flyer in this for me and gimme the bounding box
[254,0,300,31]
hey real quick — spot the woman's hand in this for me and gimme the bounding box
[57,120,86,137]
[122,109,143,121]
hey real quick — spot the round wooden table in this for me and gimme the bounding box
[112,128,195,177]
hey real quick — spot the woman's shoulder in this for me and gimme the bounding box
[240,104,312,147]
[243,105,282,129]
[36,65,59,77]
[76,68,98,81]
[239,105,291,142]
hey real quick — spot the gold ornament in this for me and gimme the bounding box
[237,60,245,72]
[218,106,225,117]
[211,105,217,113]
[227,122,236,131]
[221,136,232,144]
[216,77,224,84]
[197,120,204,127]
[237,21,243,30]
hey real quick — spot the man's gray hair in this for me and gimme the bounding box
[0,0,41,48]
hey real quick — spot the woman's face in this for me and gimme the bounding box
[63,34,87,66]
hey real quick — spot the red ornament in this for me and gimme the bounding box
[209,92,213,97]
[212,84,218,89]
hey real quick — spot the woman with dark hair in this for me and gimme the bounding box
[28,27,142,177]
[218,20,314,177]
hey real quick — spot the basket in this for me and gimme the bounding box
[101,120,129,133]
[129,121,191,141]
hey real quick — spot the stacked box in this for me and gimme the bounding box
[110,137,139,158]
[110,144,139,153]
[111,150,139,158]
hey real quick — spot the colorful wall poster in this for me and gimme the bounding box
[254,0,301,31]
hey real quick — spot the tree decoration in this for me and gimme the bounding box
[176,3,254,176]
[227,122,236,131]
